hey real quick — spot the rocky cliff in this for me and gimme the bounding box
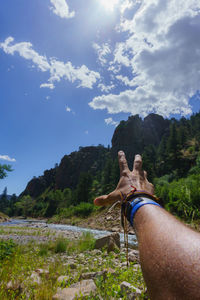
[21,114,171,198]
[21,145,108,198]
[111,113,169,168]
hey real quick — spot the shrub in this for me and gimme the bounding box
[58,202,94,219]
[38,243,49,256]
[76,232,95,252]
[0,239,16,264]
[73,202,94,217]
[155,174,200,220]
[54,238,68,253]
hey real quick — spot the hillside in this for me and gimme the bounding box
[1,112,200,221]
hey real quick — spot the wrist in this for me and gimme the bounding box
[128,197,162,226]
[121,190,162,228]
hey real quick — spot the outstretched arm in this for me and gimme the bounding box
[94,151,200,300]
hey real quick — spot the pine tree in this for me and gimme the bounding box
[0,164,12,179]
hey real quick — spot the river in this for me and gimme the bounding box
[0,218,137,246]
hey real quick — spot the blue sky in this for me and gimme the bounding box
[1,0,200,195]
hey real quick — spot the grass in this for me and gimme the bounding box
[54,238,68,253]
[0,226,55,237]
[0,227,146,299]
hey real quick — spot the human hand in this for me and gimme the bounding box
[94,151,154,206]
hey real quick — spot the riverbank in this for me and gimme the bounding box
[49,206,135,235]
[0,223,145,299]
[0,212,10,223]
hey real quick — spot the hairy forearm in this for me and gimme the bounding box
[134,205,200,300]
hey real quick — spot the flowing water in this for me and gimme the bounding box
[0,219,137,246]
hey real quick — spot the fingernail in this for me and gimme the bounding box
[118,151,124,155]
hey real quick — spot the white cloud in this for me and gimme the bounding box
[85,130,89,134]
[93,43,111,65]
[0,37,50,72]
[104,117,119,127]
[0,155,16,162]
[113,43,131,67]
[46,96,50,100]
[98,83,115,93]
[50,0,75,19]
[65,105,75,114]
[120,0,138,14]
[66,106,71,112]
[49,59,100,89]
[0,37,100,90]
[90,0,200,117]
[116,75,135,87]
[107,64,121,74]
[40,83,55,90]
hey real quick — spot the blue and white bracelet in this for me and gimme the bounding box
[128,197,161,226]
[121,191,162,228]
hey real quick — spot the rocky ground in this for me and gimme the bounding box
[0,222,147,299]
[0,222,82,244]
[55,206,135,235]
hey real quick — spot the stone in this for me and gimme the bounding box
[6,280,22,292]
[120,281,142,299]
[35,268,49,276]
[69,263,77,269]
[111,227,119,232]
[91,249,102,256]
[95,233,120,250]
[53,279,97,300]
[128,253,137,262]
[107,237,118,253]
[106,215,113,221]
[79,271,107,280]
[121,262,128,267]
[106,268,117,275]
[132,264,141,271]
[78,253,85,259]
[130,249,139,258]
[57,276,70,286]
[30,271,41,285]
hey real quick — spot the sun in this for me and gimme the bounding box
[99,0,119,12]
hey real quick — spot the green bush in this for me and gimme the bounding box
[73,202,94,217]
[0,239,16,264]
[54,238,68,253]
[38,243,49,256]
[58,202,94,219]
[155,174,200,220]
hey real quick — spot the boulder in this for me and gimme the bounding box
[57,276,70,286]
[79,271,106,280]
[128,253,137,263]
[91,249,102,256]
[95,233,120,251]
[30,271,41,285]
[120,281,142,300]
[6,280,22,292]
[35,268,49,277]
[53,279,97,300]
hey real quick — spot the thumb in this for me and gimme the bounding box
[94,195,109,206]
[94,190,121,206]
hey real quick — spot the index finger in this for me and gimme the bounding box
[118,151,129,176]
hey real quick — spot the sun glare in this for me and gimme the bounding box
[99,0,119,12]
